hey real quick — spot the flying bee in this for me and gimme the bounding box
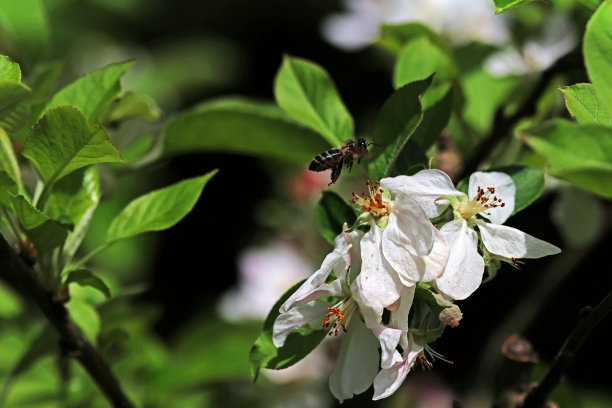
[309,138,376,185]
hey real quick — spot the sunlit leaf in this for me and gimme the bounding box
[584,0,612,112]
[493,0,534,14]
[0,171,18,206]
[274,55,352,146]
[68,298,101,344]
[560,83,612,126]
[0,127,21,188]
[523,119,612,198]
[106,170,217,243]
[66,269,111,299]
[45,60,133,123]
[377,22,451,55]
[394,36,457,89]
[0,55,21,82]
[0,81,31,134]
[249,280,327,381]
[11,195,69,254]
[23,106,124,185]
[163,97,328,164]
[99,90,161,125]
[368,76,432,180]
[46,166,101,260]
[315,191,356,245]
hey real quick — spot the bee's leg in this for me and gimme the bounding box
[329,159,343,185]
[347,159,353,173]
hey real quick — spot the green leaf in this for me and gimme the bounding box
[0,127,21,188]
[68,297,101,343]
[11,195,69,254]
[163,97,329,164]
[560,83,612,126]
[106,170,217,243]
[393,36,457,89]
[45,60,133,123]
[0,81,31,133]
[315,191,356,245]
[23,106,124,185]
[0,280,22,318]
[0,55,21,82]
[65,269,111,299]
[46,166,100,260]
[0,170,18,206]
[368,76,432,180]
[523,119,612,198]
[99,90,161,125]
[584,1,612,112]
[0,0,49,61]
[274,55,352,146]
[493,0,534,14]
[249,280,328,381]
[487,165,546,214]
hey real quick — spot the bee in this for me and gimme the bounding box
[309,138,374,185]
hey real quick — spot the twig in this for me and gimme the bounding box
[522,289,612,408]
[0,235,135,408]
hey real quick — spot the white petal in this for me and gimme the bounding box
[280,233,350,312]
[369,322,403,370]
[436,220,484,300]
[389,286,415,351]
[272,301,331,347]
[385,193,435,256]
[469,171,515,224]
[477,221,561,259]
[372,337,423,400]
[329,318,380,402]
[381,169,460,218]
[358,226,402,309]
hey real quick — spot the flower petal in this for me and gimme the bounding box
[389,286,415,351]
[358,226,403,309]
[329,317,380,402]
[272,301,331,347]
[436,220,484,300]
[280,232,350,312]
[477,221,561,259]
[372,336,423,400]
[469,171,515,224]
[369,322,403,370]
[385,193,435,256]
[384,225,449,285]
[381,169,460,218]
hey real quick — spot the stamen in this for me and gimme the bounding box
[352,180,390,218]
[321,298,357,336]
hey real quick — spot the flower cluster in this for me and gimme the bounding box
[272,170,561,401]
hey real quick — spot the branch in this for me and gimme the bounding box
[0,235,135,408]
[521,289,612,408]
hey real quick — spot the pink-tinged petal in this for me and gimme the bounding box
[477,221,561,259]
[381,170,460,218]
[273,301,331,347]
[280,232,350,312]
[385,193,435,256]
[345,228,365,281]
[469,171,515,224]
[329,318,380,402]
[372,336,423,400]
[358,226,402,309]
[384,226,449,285]
[436,220,484,300]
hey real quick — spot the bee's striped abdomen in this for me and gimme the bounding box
[309,148,342,171]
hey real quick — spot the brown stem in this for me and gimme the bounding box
[0,235,135,408]
[522,289,612,408]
